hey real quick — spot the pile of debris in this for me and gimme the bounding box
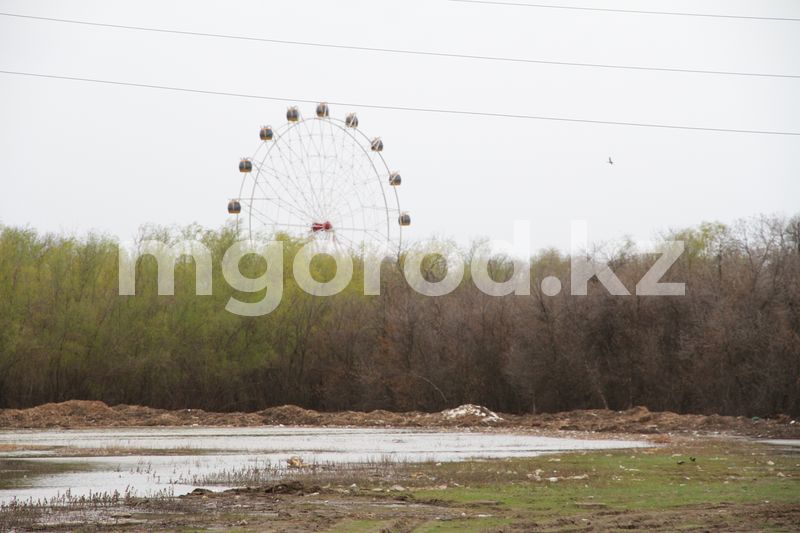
[441,404,505,425]
[1,401,797,438]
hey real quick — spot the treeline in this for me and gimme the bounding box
[0,215,798,417]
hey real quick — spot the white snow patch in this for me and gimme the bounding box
[441,404,504,423]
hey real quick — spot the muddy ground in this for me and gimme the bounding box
[9,485,797,533]
[1,402,798,531]
[1,440,798,532]
[0,400,798,439]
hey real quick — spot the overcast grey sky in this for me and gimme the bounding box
[1,0,798,251]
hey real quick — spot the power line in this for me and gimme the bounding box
[1,12,798,80]
[449,0,800,22]
[1,69,798,137]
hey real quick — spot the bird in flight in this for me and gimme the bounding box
[607,157,614,165]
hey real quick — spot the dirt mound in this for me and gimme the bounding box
[258,405,324,425]
[523,406,799,438]
[0,401,797,438]
[0,400,121,427]
[0,401,263,428]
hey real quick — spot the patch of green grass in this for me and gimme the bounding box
[411,446,800,517]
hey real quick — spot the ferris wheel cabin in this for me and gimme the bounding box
[239,158,252,173]
[371,138,384,152]
[389,172,402,186]
[398,213,411,227]
[286,106,300,122]
[227,200,242,214]
[316,103,330,118]
[345,113,359,128]
[259,126,274,141]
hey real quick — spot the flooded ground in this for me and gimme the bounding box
[0,427,651,503]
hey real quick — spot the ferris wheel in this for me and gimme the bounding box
[227,103,410,252]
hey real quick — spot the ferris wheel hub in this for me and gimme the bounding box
[312,221,333,233]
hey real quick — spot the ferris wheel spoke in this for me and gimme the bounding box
[246,201,283,224]
[267,176,321,229]
[347,226,390,243]
[302,119,326,181]
[252,161,293,180]
[332,139,357,214]
[275,132,317,214]
[308,122,351,224]
[251,171,314,227]
[285,128,325,215]
[335,177,380,234]
[246,193,312,228]
[330,120,353,214]
[257,168,318,223]
[330,230,363,250]
[247,203,319,234]
[250,178,306,227]
[304,120,328,210]
[330,137,381,214]
[320,119,339,211]
[247,207,282,232]
[271,138,323,220]
[323,161,367,220]
[326,192,358,222]
[321,119,348,214]
[316,137,344,211]
[269,222,318,230]
[258,170,314,220]
[334,201,372,241]
[252,204,352,233]
[338,227,389,249]
[281,138,326,220]
[297,127,332,220]
[335,225,381,232]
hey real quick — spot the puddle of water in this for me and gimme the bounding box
[0,450,56,458]
[761,439,800,455]
[761,439,800,447]
[0,427,651,503]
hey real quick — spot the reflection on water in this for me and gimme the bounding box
[0,427,651,503]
